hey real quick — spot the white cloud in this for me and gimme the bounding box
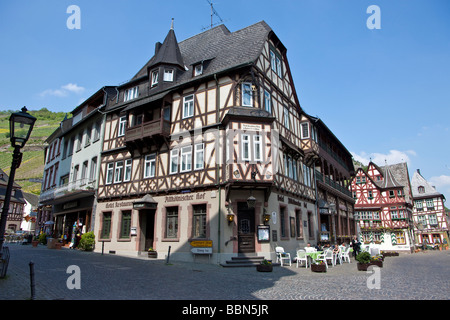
[40,83,85,97]
[351,149,416,166]
[429,175,450,189]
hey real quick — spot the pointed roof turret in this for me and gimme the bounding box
[150,18,185,70]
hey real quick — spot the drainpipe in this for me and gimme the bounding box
[214,73,221,263]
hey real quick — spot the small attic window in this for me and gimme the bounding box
[194,64,203,76]
[151,70,159,87]
[164,69,174,82]
[418,186,425,194]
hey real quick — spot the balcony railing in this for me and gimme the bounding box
[40,179,96,203]
[315,170,352,197]
[125,119,170,144]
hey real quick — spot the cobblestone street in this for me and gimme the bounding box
[1,245,449,301]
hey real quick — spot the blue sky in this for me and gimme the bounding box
[1,0,449,201]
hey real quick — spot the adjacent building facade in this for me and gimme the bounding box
[351,161,415,253]
[410,169,448,246]
[0,169,27,232]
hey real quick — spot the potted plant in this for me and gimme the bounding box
[256,259,273,272]
[311,260,327,273]
[148,248,158,258]
[78,232,95,251]
[31,236,39,247]
[370,255,383,268]
[356,251,372,271]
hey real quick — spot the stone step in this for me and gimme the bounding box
[221,256,281,268]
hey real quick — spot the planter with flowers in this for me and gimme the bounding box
[148,248,158,258]
[356,251,372,271]
[311,260,327,273]
[256,259,273,272]
[370,255,383,268]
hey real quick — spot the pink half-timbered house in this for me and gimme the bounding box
[351,161,415,253]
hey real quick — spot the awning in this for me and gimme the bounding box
[133,194,158,210]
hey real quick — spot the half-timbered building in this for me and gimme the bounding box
[411,169,448,246]
[94,21,328,263]
[351,161,415,252]
[0,168,27,232]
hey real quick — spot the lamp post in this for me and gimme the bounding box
[0,107,36,258]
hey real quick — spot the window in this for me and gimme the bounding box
[283,107,290,129]
[241,134,250,161]
[118,116,127,137]
[144,154,156,178]
[90,157,97,181]
[389,190,395,198]
[182,94,194,119]
[194,64,203,76]
[81,161,88,183]
[151,70,159,87]
[426,199,434,210]
[391,208,398,219]
[170,149,179,174]
[368,190,373,199]
[270,50,277,73]
[301,122,309,139]
[264,90,271,113]
[418,186,425,193]
[76,132,83,151]
[415,200,423,211]
[395,231,406,245]
[417,215,427,227]
[242,82,253,107]
[114,161,124,183]
[106,163,114,184]
[253,134,262,162]
[428,214,438,226]
[293,159,298,181]
[101,212,112,239]
[180,146,192,172]
[73,165,79,182]
[270,49,283,78]
[295,210,303,238]
[85,127,91,146]
[166,207,178,239]
[124,87,139,101]
[164,69,174,82]
[124,159,132,182]
[373,211,380,220]
[192,204,207,238]
[280,206,286,238]
[120,211,132,239]
[194,143,204,170]
[93,121,101,142]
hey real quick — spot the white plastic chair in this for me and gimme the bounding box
[275,246,291,266]
[340,247,351,263]
[296,250,309,268]
[305,247,317,253]
[317,248,334,268]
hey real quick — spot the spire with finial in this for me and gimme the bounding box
[170,18,174,30]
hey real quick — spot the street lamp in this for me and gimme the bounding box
[0,107,36,263]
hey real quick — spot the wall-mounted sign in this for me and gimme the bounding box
[130,227,137,236]
[271,211,277,224]
[191,247,212,254]
[257,225,270,242]
[190,240,213,247]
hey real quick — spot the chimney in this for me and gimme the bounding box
[417,169,421,175]
[155,42,162,55]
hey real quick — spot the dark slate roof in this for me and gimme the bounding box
[113,21,273,111]
[150,27,184,69]
[372,162,413,204]
[411,170,443,199]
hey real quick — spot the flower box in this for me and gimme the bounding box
[357,263,371,271]
[370,260,383,268]
[311,264,327,273]
[148,251,158,258]
[256,264,273,272]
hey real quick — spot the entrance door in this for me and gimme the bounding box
[237,202,255,253]
[140,209,156,251]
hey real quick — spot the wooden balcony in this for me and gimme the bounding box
[125,119,170,152]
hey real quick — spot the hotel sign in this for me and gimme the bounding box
[190,240,213,248]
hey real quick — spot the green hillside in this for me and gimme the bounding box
[0,108,68,195]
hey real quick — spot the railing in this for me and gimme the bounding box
[125,119,170,143]
[40,179,96,203]
[315,170,352,197]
